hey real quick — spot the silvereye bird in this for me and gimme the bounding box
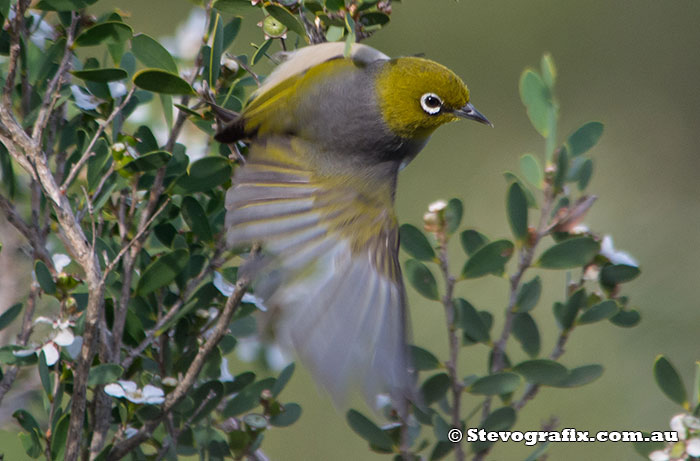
[215,42,490,407]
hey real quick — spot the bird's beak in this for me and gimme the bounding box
[455,102,493,127]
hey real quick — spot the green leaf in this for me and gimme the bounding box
[35,0,96,11]
[503,172,538,208]
[251,39,273,66]
[515,276,541,313]
[513,359,568,386]
[175,156,232,193]
[519,69,552,137]
[460,229,489,256]
[653,355,688,406]
[0,303,22,331]
[13,409,41,435]
[207,14,224,86]
[567,122,604,157]
[35,260,56,294]
[462,240,514,279]
[72,68,128,83]
[600,264,640,286]
[482,406,516,431]
[213,0,256,14]
[271,362,295,397]
[0,0,10,20]
[131,34,178,74]
[468,372,521,395]
[87,364,123,387]
[445,198,463,234]
[454,298,490,343]
[270,403,302,427]
[609,308,641,327]
[325,0,344,11]
[409,345,440,371]
[553,146,568,190]
[405,259,439,300]
[136,249,189,295]
[420,373,450,405]
[19,430,42,458]
[266,4,307,38]
[243,414,268,431]
[536,236,599,269]
[222,378,275,416]
[181,197,213,242]
[50,413,70,460]
[513,313,540,357]
[540,53,556,88]
[554,364,603,388]
[120,150,171,173]
[430,441,454,460]
[554,288,586,330]
[633,435,667,458]
[506,182,528,242]
[38,351,51,396]
[399,224,435,261]
[344,14,356,57]
[346,410,394,451]
[75,22,133,47]
[359,12,390,28]
[577,300,618,325]
[87,139,111,191]
[520,153,543,188]
[133,69,195,95]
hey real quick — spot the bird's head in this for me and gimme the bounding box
[375,57,491,139]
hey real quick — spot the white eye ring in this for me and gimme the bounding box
[420,93,443,115]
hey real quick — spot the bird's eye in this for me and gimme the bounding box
[420,93,443,115]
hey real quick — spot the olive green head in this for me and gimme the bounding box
[375,57,491,139]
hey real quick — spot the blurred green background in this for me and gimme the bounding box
[3,1,700,459]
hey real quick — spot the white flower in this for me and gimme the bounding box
[32,317,76,365]
[108,81,127,99]
[52,254,71,272]
[600,235,639,267]
[686,438,700,457]
[161,377,178,387]
[428,200,447,213]
[104,380,165,404]
[220,358,234,382]
[648,450,670,461]
[671,414,687,439]
[571,224,590,235]
[70,85,100,110]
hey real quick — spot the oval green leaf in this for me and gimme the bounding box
[87,363,124,387]
[455,298,490,343]
[513,313,540,357]
[409,345,441,371]
[133,69,195,95]
[399,224,435,261]
[35,260,56,295]
[567,121,604,157]
[136,249,189,295]
[346,409,394,452]
[483,406,516,431]
[554,364,604,388]
[445,198,463,234]
[270,403,302,427]
[405,259,439,300]
[609,308,641,328]
[266,4,307,38]
[654,355,688,406]
[468,372,521,395]
[72,68,128,83]
[120,150,171,173]
[507,181,528,241]
[519,69,551,137]
[515,276,541,313]
[520,153,543,188]
[462,239,514,279]
[271,362,295,397]
[513,359,568,386]
[175,156,232,193]
[420,372,450,405]
[0,303,22,331]
[131,33,178,74]
[181,196,213,242]
[536,236,599,269]
[75,21,133,47]
[460,229,489,256]
[600,264,640,286]
[577,300,618,325]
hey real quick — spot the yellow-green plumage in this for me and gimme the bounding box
[215,42,489,408]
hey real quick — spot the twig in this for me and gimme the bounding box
[437,226,464,461]
[1,0,29,109]
[107,276,250,460]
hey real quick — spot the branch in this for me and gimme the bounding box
[107,276,249,461]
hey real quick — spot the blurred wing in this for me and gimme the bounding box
[225,136,411,405]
